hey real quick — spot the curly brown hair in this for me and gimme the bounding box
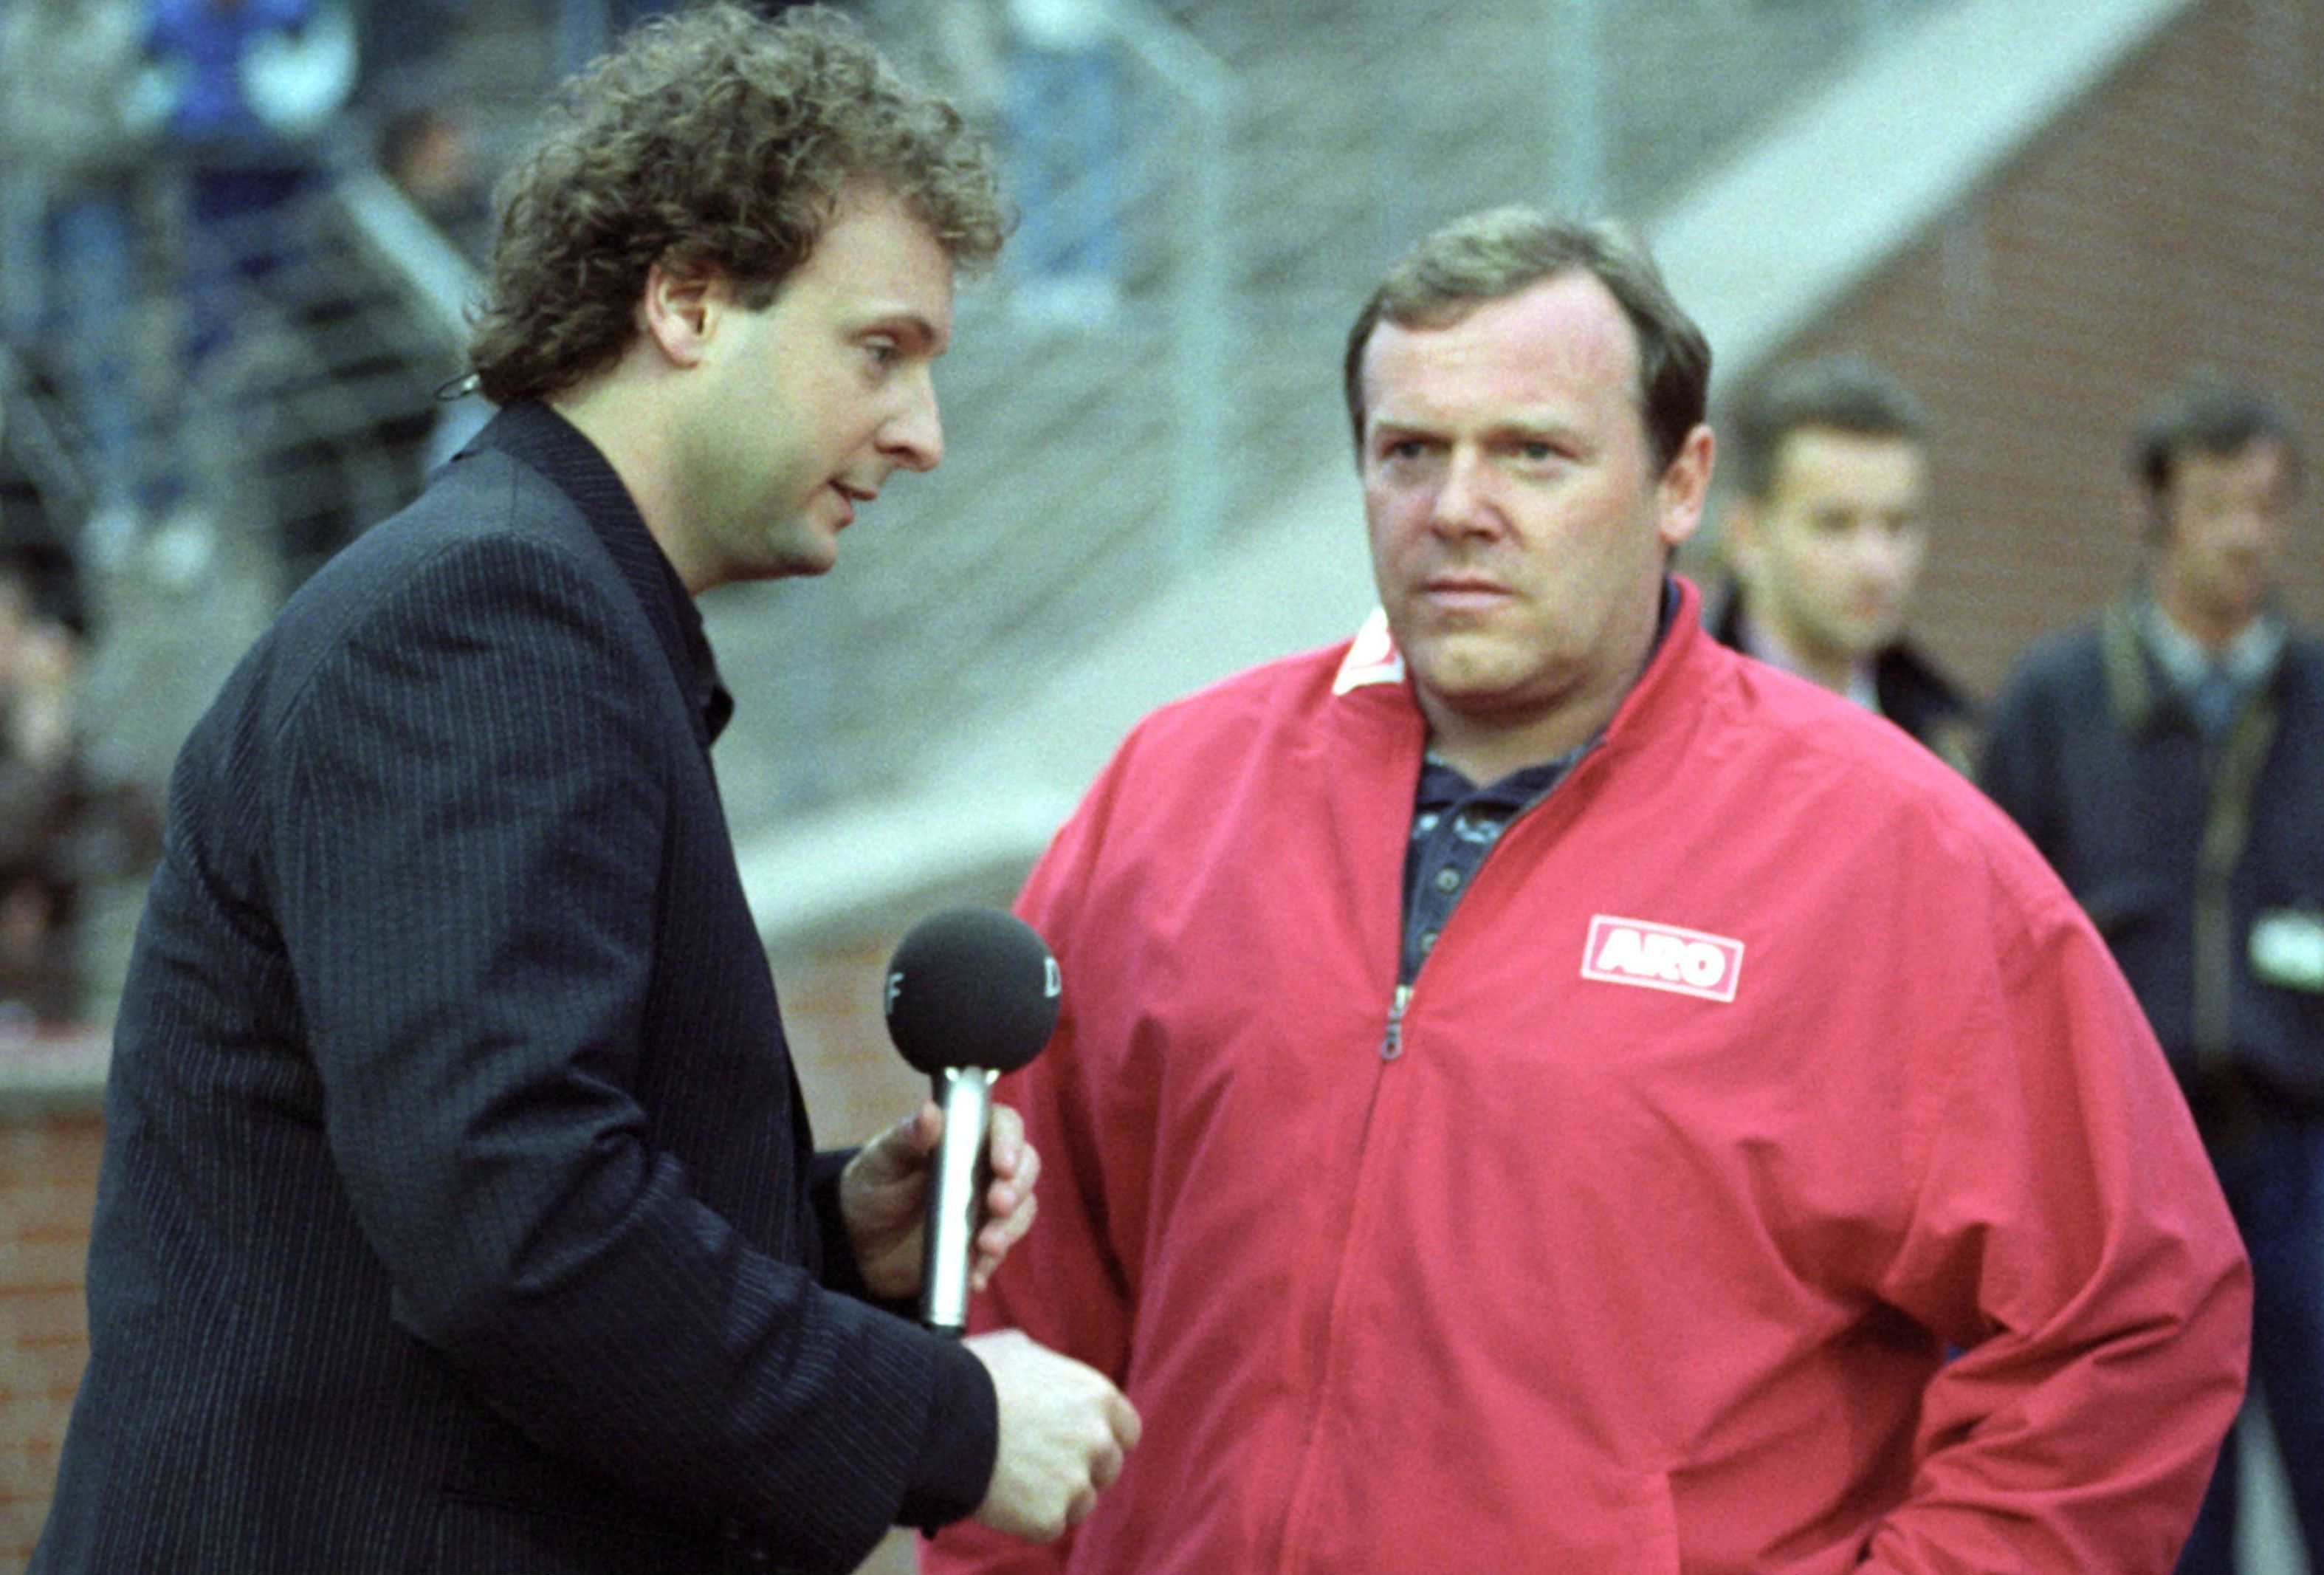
[467,3,1005,405]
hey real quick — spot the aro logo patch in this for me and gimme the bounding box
[1581,916,1744,1003]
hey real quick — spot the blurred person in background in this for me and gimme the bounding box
[1981,373,2324,1575]
[0,538,161,1026]
[142,0,357,364]
[354,0,489,255]
[926,206,2248,1575]
[0,546,83,1024]
[377,95,494,259]
[1708,354,1977,770]
[0,0,161,567]
[32,8,1137,1571]
[139,0,356,576]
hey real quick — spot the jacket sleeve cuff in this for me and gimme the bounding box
[809,1147,914,1316]
[895,1333,1000,1531]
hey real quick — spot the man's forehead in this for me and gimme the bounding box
[1361,276,1645,422]
[2181,436,2291,470]
[2172,438,2296,497]
[1357,277,1654,434]
[1375,273,1633,360]
[1774,427,1926,473]
[792,188,958,341]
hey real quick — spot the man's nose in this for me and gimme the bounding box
[1854,526,1917,583]
[1428,450,1496,535]
[2221,503,2283,549]
[884,374,943,473]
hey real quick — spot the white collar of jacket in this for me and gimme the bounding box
[1332,608,1406,694]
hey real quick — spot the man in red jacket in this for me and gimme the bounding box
[924,206,2250,1574]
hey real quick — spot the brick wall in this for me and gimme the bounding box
[777,931,952,1158]
[1712,0,2324,694]
[0,1108,100,1571]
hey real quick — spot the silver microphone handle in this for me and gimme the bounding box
[919,1066,997,1335]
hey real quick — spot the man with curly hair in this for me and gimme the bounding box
[33,8,1138,1572]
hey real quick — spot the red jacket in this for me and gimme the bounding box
[929,584,2249,1574]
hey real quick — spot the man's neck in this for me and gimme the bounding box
[548,367,701,594]
[1740,604,1871,702]
[1419,636,1649,786]
[2151,572,2258,653]
[1423,704,1606,789]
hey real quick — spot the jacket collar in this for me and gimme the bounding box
[466,402,735,747]
[2101,588,2287,738]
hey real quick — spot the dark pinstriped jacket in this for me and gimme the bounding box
[34,405,993,1574]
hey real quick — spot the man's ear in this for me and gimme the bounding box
[639,261,724,368]
[1655,423,1716,552]
[2125,481,2171,546]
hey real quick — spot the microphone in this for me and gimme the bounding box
[883,907,1062,1334]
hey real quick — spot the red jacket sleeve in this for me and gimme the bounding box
[1861,884,2249,1572]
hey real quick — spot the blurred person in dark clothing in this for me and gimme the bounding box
[1981,373,2324,1575]
[0,549,93,1023]
[0,543,160,1026]
[1708,355,1976,770]
[143,0,356,358]
[0,0,159,560]
[378,98,493,258]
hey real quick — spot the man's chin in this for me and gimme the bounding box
[1406,643,1579,716]
[768,525,842,579]
[1829,617,1901,659]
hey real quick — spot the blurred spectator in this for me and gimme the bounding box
[0,0,162,566]
[140,0,357,574]
[1003,0,1120,324]
[145,0,357,365]
[378,99,492,259]
[1980,373,2324,1575]
[0,538,161,1026]
[1708,355,1977,769]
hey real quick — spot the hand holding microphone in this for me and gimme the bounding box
[880,907,1061,1333]
[859,907,1141,1541]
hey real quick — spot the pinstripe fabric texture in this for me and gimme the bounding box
[33,405,987,1574]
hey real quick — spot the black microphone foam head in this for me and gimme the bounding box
[883,907,1062,1076]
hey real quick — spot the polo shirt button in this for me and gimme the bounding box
[1433,866,1461,892]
